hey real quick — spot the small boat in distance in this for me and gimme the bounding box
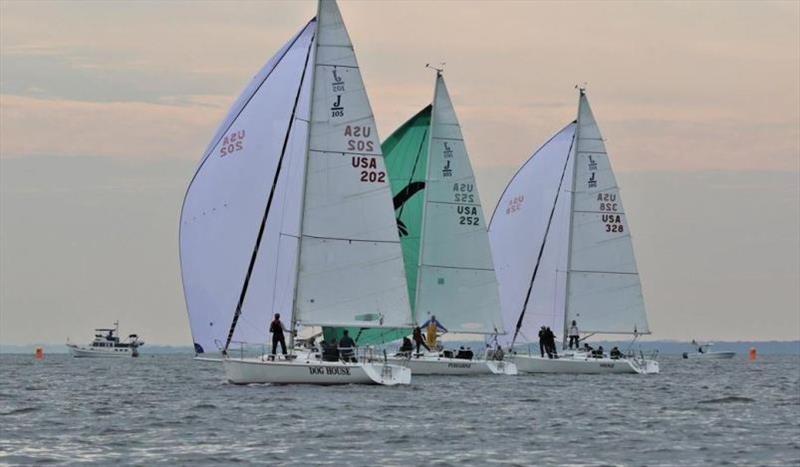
[66,322,144,358]
[683,340,736,359]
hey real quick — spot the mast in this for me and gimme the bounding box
[562,87,584,349]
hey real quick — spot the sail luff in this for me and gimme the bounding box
[562,91,583,346]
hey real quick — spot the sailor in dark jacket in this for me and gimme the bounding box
[269,313,288,357]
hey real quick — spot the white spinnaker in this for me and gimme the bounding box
[489,123,577,345]
[179,21,315,354]
[566,92,649,334]
[294,1,413,329]
[415,74,503,334]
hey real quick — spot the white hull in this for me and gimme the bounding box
[222,357,411,386]
[67,344,136,358]
[387,355,518,376]
[683,351,736,360]
[511,354,659,374]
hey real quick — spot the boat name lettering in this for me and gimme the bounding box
[447,363,471,368]
[219,130,246,157]
[331,69,345,93]
[599,363,615,368]
[506,195,524,215]
[331,95,344,118]
[308,366,352,376]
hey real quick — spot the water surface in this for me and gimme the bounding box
[1,354,798,465]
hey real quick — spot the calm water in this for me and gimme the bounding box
[1,354,798,466]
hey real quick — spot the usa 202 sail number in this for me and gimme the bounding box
[352,156,385,183]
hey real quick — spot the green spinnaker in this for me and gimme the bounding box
[323,105,431,345]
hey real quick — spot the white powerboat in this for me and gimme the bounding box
[180,0,413,386]
[489,88,659,375]
[682,341,735,359]
[67,322,143,358]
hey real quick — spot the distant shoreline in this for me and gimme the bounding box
[2,340,798,356]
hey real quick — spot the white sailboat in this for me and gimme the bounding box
[180,0,413,385]
[383,69,517,376]
[489,88,658,375]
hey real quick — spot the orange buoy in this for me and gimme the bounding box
[34,347,44,360]
[749,347,757,361]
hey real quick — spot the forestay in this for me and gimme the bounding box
[415,73,503,334]
[565,91,649,335]
[293,0,413,329]
[489,123,577,344]
[179,21,315,354]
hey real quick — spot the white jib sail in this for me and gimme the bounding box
[489,123,577,345]
[415,73,504,334]
[180,21,316,353]
[293,0,413,329]
[565,91,649,335]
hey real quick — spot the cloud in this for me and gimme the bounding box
[0,94,222,160]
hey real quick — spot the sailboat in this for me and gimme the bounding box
[373,69,517,376]
[489,88,659,375]
[179,0,413,385]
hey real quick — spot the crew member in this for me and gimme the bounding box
[398,337,414,354]
[339,330,356,362]
[412,326,430,354]
[538,326,547,358]
[269,313,288,358]
[568,320,580,350]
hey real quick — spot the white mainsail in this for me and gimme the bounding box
[566,90,648,336]
[180,1,413,354]
[294,0,412,329]
[490,89,649,346]
[415,72,503,334]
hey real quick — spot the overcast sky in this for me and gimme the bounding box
[1,1,798,345]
